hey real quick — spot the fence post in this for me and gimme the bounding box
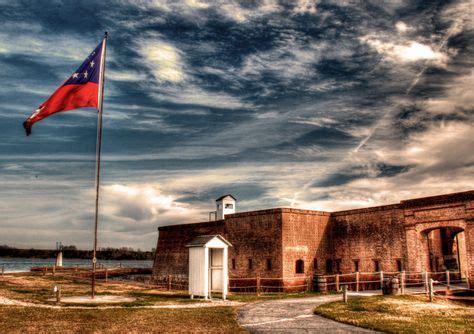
[54,285,61,304]
[75,265,78,272]
[342,285,348,303]
[53,264,56,276]
[380,271,384,290]
[105,268,108,283]
[429,278,434,302]
[466,269,471,289]
[256,275,261,296]
[424,271,429,295]
[335,274,340,292]
[306,276,311,292]
[356,272,359,292]
[167,274,172,291]
[401,271,405,294]
[446,270,450,291]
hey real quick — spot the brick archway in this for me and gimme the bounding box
[416,221,467,234]
[405,220,473,288]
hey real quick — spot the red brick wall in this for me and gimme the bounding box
[281,209,330,278]
[225,209,283,279]
[152,220,225,278]
[153,210,284,280]
[329,205,406,273]
[427,229,444,271]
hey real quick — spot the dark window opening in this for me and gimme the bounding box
[353,260,360,272]
[313,258,318,270]
[232,258,236,270]
[396,259,402,272]
[266,258,272,271]
[248,258,253,270]
[295,259,304,274]
[335,259,341,274]
[373,260,380,272]
[225,203,233,209]
[326,259,333,274]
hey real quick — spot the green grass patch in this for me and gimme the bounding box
[228,290,330,302]
[314,295,474,333]
[0,305,246,333]
[0,274,198,306]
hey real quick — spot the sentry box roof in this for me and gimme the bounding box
[215,194,236,202]
[186,235,232,248]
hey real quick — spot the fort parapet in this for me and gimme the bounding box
[153,190,474,288]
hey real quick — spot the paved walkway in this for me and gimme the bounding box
[238,294,378,333]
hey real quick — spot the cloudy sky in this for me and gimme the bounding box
[0,0,472,250]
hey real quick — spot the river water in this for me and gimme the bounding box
[0,257,153,273]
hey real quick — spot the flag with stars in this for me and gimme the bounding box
[23,40,104,135]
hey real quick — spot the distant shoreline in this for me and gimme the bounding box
[0,246,154,261]
[0,258,153,273]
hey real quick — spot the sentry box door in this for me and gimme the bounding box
[210,248,223,292]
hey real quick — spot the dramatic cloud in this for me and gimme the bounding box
[0,0,472,249]
[395,21,410,33]
[101,184,201,225]
[139,40,184,83]
[360,37,449,66]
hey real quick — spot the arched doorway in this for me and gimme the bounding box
[421,227,467,276]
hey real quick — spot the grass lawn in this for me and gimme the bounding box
[0,274,247,333]
[0,274,194,306]
[228,290,330,302]
[0,273,327,306]
[0,305,246,333]
[314,294,474,333]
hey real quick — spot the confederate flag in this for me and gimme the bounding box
[23,40,104,135]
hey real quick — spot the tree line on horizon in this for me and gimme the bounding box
[0,245,154,260]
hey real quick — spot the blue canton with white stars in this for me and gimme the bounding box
[63,41,102,85]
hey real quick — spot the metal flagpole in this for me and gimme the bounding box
[92,32,108,299]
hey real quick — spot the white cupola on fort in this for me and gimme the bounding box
[215,194,236,220]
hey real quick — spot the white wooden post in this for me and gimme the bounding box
[446,270,450,291]
[424,271,429,295]
[342,285,348,303]
[380,271,384,290]
[467,269,471,289]
[335,274,340,292]
[401,271,405,294]
[256,275,261,296]
[222,247,228,300]
[429,278,434,302]
[204,247,209,300]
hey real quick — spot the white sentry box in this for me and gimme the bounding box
[187,235,232,300]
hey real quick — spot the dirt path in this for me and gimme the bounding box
[0,295,241,309]
[238,294,378,333]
